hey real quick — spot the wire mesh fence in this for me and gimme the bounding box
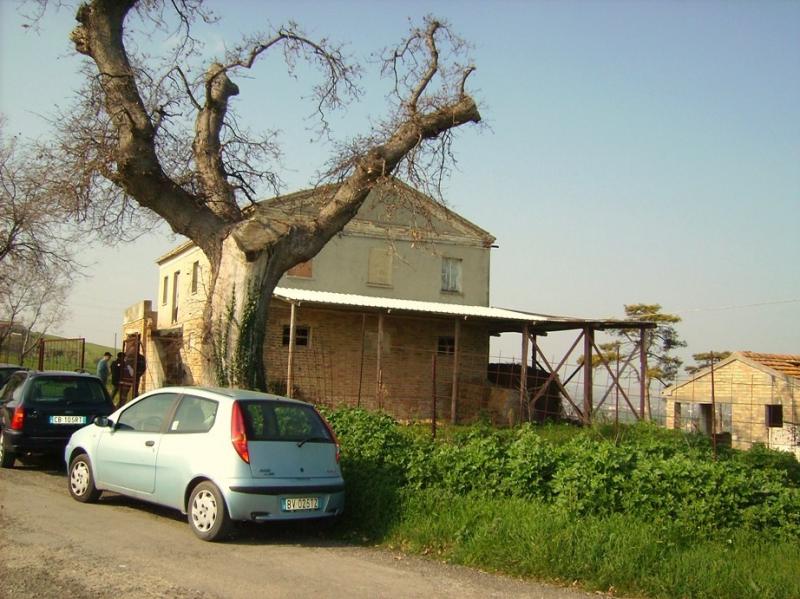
[273,341,798,458]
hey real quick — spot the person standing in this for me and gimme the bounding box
[110,352,124,406]
[96,352,112,386]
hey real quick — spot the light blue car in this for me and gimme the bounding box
[65,386,344,541]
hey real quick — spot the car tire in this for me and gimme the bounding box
[68,453,102,503]
[188,481,232,542]
[0,431,15,468]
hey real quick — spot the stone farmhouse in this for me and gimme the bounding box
[123,182,655,424]
[663,351,800,457]
[123,182,547,422]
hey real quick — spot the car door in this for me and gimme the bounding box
[153,394,219,509]
[94,393,179,494]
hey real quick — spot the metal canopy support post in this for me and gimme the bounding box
[520,323,530,420]
[356,313,366,407]
[450,318,461,424]
[583,325,594,425]
[286,302,297,398]
[377,312,384,410]
[639,326,648,420]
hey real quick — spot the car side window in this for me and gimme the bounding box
[168,395,218,434]
[116,393,179,433]
[1,373,27,403]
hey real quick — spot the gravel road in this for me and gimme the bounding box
[0,460,600,598]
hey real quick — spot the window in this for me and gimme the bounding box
[441,257,462,293]
[28,377,108,407]
[437,336,455,355]
[240,400,331,442]
[191,261,200,294]
[169,395,217,433]
[287,260,313,278]
[161,276,168,305]
[766,404,783,428]
[368,248,393,287]
[171,271,180,323]
[282,325,310,347]
[116,393,179,433]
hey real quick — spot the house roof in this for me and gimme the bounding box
[155,180,495,265]
[272,287,654,335]
[663,350,800,395]
[259,180,496,246]
[739,352,800,379]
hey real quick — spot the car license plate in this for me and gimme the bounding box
[282,497,319,512]
[49,415,87,425]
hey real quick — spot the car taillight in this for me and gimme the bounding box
[230,401,250,464]
[317,410,340,463]
[10,407,24,431]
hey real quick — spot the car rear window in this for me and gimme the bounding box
[27,377,110,407]
[240,400,332,442]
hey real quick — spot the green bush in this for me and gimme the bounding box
[323,407,800,595]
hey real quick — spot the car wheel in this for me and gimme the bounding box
[0,431,15,468]
[68,454,102,503]
[188,481,232,542]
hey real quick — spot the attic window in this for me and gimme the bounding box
[368,248,393,287]
[766,404,783,428]
[441,257,462,293]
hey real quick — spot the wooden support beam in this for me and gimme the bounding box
[520,323,530,420]
[450,318,461,424]
[377,312,384,410]
[639,326,648,420]
[583,325,594,424]
[286,302,297,398]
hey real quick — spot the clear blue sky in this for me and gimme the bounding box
[1,0,798,368]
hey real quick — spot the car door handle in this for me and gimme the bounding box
[145,440,155,447]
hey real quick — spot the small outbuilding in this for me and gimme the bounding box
[663,351,800,457]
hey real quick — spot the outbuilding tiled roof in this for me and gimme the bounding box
[740,352,800,379]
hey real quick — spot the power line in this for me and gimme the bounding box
[676,299,800,314]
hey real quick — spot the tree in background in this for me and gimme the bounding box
[0,120,74,362]
[615,304,686,418]
[685,351,731,375]
[31,1,483,390]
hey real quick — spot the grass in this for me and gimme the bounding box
[382,490,800,599]
[327,409,800,599]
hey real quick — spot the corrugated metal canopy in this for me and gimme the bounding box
[274,287,546,321]
[272,287,654,334]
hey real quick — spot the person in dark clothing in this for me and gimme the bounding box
[110,352,124,406]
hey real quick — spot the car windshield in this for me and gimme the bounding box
[240,400,331,442]
[27,377,109,407]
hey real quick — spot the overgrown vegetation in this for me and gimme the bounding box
[322,408,800,598]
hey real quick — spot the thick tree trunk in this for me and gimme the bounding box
[200,235,284,391]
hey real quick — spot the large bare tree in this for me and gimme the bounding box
[41,0,482,389]
[1,119,75,360]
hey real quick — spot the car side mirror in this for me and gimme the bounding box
[94,415,113,428]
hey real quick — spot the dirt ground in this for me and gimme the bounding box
[0,459,600,599]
